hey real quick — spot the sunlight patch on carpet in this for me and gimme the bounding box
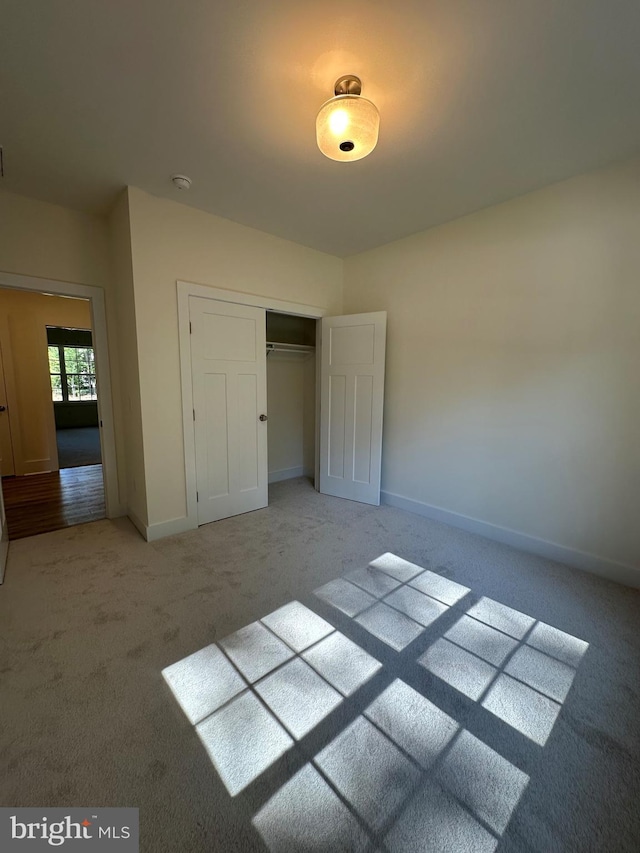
[162,552,589,847]
[254,658,343,740]
[302,631,382,696]
[196,692,293,796]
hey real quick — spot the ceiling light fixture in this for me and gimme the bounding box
[316,76,379,162]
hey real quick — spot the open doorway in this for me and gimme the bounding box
[48,326,102,469]
[265,310,317,487]
[0,289,105,539]
[0,269,120,580]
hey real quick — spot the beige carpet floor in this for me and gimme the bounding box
[1,477,639,851]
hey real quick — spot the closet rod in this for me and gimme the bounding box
[266,341,315,355]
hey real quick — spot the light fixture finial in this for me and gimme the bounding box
[334,75,362,96]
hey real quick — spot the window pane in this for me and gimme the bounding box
[64,346,80,374]
[50,374,63,402]
[63,347,74,372]
[67,374,78,401]
[48,345,60,373]
[67,373,97,401]
[64,346,94,376]
[84,374,96,400]
[68,375,82,401]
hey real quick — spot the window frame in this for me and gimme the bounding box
[47,328,98,404]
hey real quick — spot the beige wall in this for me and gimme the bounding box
[0,290,92,474]
[344,156,640,569]
[107,190,147,525]
[0,189,110,288]
[127,187,342,527]
[0,189,126,505]
[267,354,316,480]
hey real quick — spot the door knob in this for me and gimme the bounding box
[0,405,6,412]
[259,414,268,422]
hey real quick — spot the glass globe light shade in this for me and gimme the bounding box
[316,94,380,162]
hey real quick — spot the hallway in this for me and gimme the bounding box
[2,464,105,539]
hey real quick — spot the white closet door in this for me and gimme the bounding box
[190,296,268,525]
[319,312,387,505]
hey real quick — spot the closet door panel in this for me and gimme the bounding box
[353,374,374,484]
[190,296,267,524]
[328,374,347,479]
[203,372,230,499]
[320,312,386,505]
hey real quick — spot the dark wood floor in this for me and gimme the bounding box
[2,464,105,540]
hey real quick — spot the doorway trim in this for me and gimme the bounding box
[177,280,326,531]
[0,270,122,518]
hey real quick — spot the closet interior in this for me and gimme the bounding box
[265,311,317,485]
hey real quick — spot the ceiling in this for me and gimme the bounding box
[2,0,640,257]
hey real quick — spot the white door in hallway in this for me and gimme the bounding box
[0,482,7,582]
[0,341,15,477]
[319,311,387,505]
[189,296,268,525]
[0,337,12,580]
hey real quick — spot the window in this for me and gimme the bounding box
[47,328,97,402]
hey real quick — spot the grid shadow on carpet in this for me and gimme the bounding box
[162,552,588,852]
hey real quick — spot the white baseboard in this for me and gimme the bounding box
[269,466,305,484]
[127,510,196,542]
[380,490,640,589]
[127,509,148,541]
[145,515,197,542]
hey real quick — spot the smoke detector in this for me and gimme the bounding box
[171,174,192,191]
